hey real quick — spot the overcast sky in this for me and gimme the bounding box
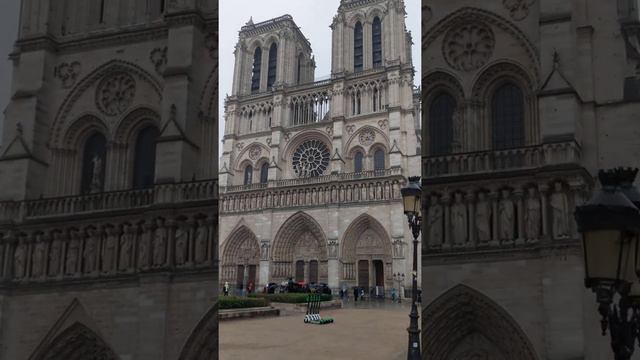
[218,0,421,156]
[0,2,19,147]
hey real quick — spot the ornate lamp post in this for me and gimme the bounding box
[394,272,405,303]
[400,176,422,360]
[575,168,640,360]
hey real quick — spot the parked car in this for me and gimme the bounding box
[286,281,309,293]
[309,282,332,295]
[263,282,279,294]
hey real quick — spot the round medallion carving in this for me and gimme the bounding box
[292,140,330,178]
[96,72,136,116]
[443,23,495,72]
[248,145,262,160]
[503,0,536,21]
[358,129,376,146]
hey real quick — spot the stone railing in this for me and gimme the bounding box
[0,179,218,223]
[287,82,332,127]
[423,141,581,178]
[220,169,405,213]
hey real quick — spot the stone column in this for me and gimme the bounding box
[515,190,525,246]
[490,191,499,247]
[539,184,549,241]
[466,193,476,248]
[442,194,451,249]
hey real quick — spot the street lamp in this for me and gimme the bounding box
[575,168,640,360]
[400,176,422,360]
[394,272,405,303]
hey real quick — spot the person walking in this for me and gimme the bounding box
[223,281,230,296]
[353,286,358,302]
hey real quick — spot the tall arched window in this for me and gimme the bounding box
[491,82,524,150]
[267,43,278,88]
[133,126,159,189]
[354,22,363,72]
[429,93,455,156]
[297,54,304,84]
[99,0,106,23]
[251,48,262,93]
[372,17,382,68]
[354,151,364,173]
[81,132,107,194]
[260,162,269,184]
[373,88,379,112]
[244,165,253,186]
[374,149,385,172]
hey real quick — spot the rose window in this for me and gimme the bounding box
[443,22,495,72]
[292,140,330,178]
[96,72,137,116]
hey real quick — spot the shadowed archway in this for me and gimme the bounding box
[221,224,260,289]
[32,322,119,360]
[421,284,538,360]
[178,303,218,360]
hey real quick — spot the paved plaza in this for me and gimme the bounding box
[219,300,412,360]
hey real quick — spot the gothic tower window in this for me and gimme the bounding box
[99,0,106,23]
[372,17,382,68]
[374,149,385,172]
[251,48,262,93]
[133,126,159,189]
[373,88,379,112]
[267,43,278,89]
[354,22,363,72]
[491,82,524,150]
[429,93,455,156]
[354,151,364,173]
[297,53,303,84]
[260,162,269,184]
[81,132,107,194]
[356,90,362,115]
[244,165,253,185]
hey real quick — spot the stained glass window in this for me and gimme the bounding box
[292,140,330,178]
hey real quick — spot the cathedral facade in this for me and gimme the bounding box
[0,1,217,359]
[219,0,421,296]
[422,1,640,359]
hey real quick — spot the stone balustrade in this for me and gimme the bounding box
[423,141,581,178]
[220,169,405,213]
[0,179,218,223]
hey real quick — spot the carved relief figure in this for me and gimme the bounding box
[175,223,188,266]
[66,230,81,275]
[327,240,338,259]
[393,239,404,258]
[194,219,208,264]
[525,187,541,240]
[90,155,103,192]
[153,219,167,267]
[261,241,270,260]
[119,224,134,271]
[498,189,515,241]
[32,234,46,278]
[138,224,151,269]
[550,182,570,239]
[84,228,98,273]
[475,192,491,243]
[49,232,63,276]
[102,227,118,273]
[451,193,468,246]
[428,195,444,247]
[13,238,27,279]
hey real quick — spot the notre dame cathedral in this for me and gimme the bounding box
[0,1,217,359]
[422,1,640,359]
[219,0,421,297]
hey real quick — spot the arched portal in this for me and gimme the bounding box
[340,214,392,293]
[421,284,539,360]
[178,303,217,360]
[32,322,119,360]
[271,212,328,284]
[221,225,260,291]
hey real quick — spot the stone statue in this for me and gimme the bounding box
[498,189,515,241]
[451,193,468,247]
[102,227,118,273]
[153,219,167,267]
[428,195,444,247]
[475,192,491,243]
[525,188,541,240]
[32,234,46,277]
[175,224,188,266]
[66,231,81,275]
[49,232,62,276]
[550,182,570,239]
[138,224,151,269]
[261,241,270,260]
[90,154,103,192]
[84,228,98,273]
[119,224,134,271]
[452,108,463,152]
[13,238,27,279]
[393,240,404,258]
[194,219,207,264]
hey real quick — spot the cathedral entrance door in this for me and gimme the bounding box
[358,260,369,288]
[236,265,245,290]
[309,260,318,284]
[248,265,257,289]
[373,260,384,286]
[295,260,305,282]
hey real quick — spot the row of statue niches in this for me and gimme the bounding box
[426,182,573,248]
[5,217,216,281]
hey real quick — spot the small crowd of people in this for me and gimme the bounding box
[222,280,254,297]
